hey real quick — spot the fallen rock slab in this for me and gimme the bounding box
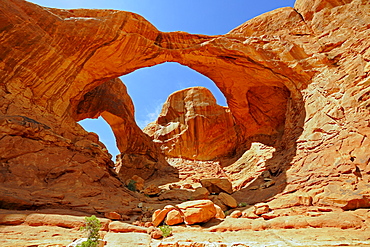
[200,178,233,194]
[218,192,237,208]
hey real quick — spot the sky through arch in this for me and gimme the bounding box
[122,62,227,129]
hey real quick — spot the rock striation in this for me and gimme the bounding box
[0,0,369,226]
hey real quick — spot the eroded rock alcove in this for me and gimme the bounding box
[1,0,370,245]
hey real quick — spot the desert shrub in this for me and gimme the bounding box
[159,224,172,238]
[127,179,137,191]
[77,215,101,247]
[78,239,98,247]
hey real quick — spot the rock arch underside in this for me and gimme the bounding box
[1,0,370,245]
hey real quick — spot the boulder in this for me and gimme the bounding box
[230,210,242,218]
[126,175,145,191]
[200,178,233,194]
[241,207,260,219]
[210,196,228,212]
[165,209,184,226]
[104,212,121,220]
[242,211,260,219]
[218,192,238,208]
[152,205,176,227]
[177,200,217,225]
[147,226,163,239]
[142,184,161,196]
[214,204,226,219]
[254,203,271,216]
[192,187,210,200]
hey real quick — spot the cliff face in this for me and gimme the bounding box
[0,0,369,213]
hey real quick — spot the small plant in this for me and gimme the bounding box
[238,202,248,207]
[159,224,172,238]
[77,239,98,247]
[127,179,137,191]
[77,215,101,247]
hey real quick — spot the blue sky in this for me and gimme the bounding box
[27,0,296,158]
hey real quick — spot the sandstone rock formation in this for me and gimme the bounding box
[0,114,135,214]
[1,0,370,245]
[143,87,239,161]
[73,78,170,181]
[153,200,219,226]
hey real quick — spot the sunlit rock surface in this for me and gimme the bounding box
[144,87,239,161]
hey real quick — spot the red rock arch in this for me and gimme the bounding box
[1,0,310,180]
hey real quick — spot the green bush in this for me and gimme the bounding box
[159,225,172,238]
[77,215,101,247]
[127,179,137,191]
[78,239,99,247]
